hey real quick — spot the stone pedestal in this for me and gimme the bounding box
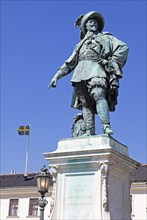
[44,135,140,220]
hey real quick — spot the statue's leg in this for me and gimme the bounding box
[79,95,95,136]
[90,86,114,135]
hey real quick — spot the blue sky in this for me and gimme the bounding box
[1,0,146,174]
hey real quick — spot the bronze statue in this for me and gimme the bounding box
[48,11,129,136]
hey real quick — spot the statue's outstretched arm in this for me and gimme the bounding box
[48,50,78,89]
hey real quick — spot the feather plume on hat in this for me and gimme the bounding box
[75,15,84,27]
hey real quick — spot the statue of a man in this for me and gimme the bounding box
[48,11,129,136]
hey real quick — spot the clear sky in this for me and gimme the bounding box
[1,0,146,174]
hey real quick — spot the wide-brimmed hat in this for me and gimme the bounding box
[75,11,105,39]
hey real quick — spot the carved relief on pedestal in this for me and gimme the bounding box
[100,162,109,212]
[49,165,58,219]
[97,162,110,220]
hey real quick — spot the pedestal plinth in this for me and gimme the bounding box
[44,135,140,220]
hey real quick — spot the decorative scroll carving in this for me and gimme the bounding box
[97,162,110,220]
[49,165,58,219]
[100,162,109,212]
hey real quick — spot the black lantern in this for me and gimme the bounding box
[36,166,50,196]
[36,166,50,220]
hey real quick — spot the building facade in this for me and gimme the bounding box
[0,173,52,220]
[131,165,147,220]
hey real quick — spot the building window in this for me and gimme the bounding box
[9,199,19,216]
[29,198,38,216]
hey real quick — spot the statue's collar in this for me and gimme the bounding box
[83,32,102,39]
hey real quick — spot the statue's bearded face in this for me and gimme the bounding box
[85,19,98,32]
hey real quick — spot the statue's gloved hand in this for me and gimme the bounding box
[109,85,119,96]
[48,75,58,88]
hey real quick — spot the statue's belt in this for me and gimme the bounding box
[78,55,102,63]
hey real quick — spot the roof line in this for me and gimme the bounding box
[0,172,38,177]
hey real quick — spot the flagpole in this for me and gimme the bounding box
[24,124,31,176]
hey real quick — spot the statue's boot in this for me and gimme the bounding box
[93,88,114,136]
[85,126,95,136]
[102,123,114,135]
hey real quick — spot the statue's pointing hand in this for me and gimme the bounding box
[48,69,66,89]
[48,75,58,89]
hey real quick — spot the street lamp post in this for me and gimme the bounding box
[36,166,50,220]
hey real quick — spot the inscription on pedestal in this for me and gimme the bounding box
[63,173,98,220]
